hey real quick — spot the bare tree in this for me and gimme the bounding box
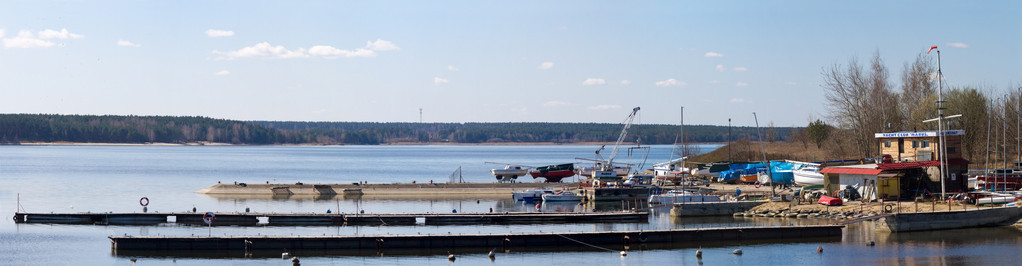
[899,54,937,131]
[823,51,899,159]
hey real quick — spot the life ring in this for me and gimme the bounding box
[203,212,216,225]
[754,183,762,188]
[139,197,149,207]
[883,204,893,213]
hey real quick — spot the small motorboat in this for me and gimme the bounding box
[512,188,556,201]
[541,190,582,202]
[491,165,530,182]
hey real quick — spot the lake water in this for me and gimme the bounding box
[1,145,1020,265]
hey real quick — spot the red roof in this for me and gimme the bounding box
[876,158,970,170]
[820,167,883,175]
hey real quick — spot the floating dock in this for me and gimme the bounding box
[109,225,844,252]
[197,182,571,196]
[13,211,647,226]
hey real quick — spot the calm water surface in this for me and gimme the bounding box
[1,145,1020,265]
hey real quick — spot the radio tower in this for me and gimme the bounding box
[419,108,423,123]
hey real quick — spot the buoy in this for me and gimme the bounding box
[817,245,823,253]
[488,249,496,259]
[732,249,743,255]
[696,247,702,258]
[448,251,456,261]
[291,256,300,266]
[620,251,627,256]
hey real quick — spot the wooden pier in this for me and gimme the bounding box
[13,211,647,226]
[108,225,844,252]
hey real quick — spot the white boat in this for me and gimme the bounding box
[792,163,824,186]
[490,165,530,182]
[648,190,720,205]
[576,164,630,177]
[541,190,582,201]
[512,188,556,201]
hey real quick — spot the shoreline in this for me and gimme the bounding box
[9,141,725,146]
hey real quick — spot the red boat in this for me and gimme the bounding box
[818,196,842,206]
[530,163,575,183]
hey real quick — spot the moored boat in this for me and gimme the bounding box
[541,190,582,202]
[512,188,556,201]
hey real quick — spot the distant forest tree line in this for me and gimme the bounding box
[0,114,798,145]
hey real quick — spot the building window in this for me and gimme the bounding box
[948,147,958,154]
[921,140,930,148]
[884,140,891,148]
[912,141,919,148]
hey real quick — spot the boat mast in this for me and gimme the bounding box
[754,112,774,198]
[985,97,993,191]
[935,48,948,199]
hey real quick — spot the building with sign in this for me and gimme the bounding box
[819,130,969,200]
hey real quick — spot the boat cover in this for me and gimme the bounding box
[717,162,798,184]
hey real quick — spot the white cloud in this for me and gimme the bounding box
[704,52,723,57]
[216,39,399,60]
[308,45,376,58]
[38,28,83,39]
[732,67,748,71]
[366,39,400,51]
[715,64,726,72]
[434,77,449,85]
[205,29,234,38]
[0,29,4,38]
[620,80,631,85]
[582,78,606,86]
[3,30,55,48]
[655,78,686,87]
[948,42,969,48]
[736,82,749,87]
[543,101,570,107]
[587,105,621,110]
[215,42,309,59]
[447,65,460,71]
[730,98,746,103]
[709,80,720,84]
[3,28,84,49]
[117,40,140,47]
[215,70,230,76]
[539,62,554,70]
[784,81,798,85]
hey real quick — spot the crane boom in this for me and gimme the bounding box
[606,107,640,167]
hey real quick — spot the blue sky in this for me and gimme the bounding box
[1,1,1019,127]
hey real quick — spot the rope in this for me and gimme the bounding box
[554,233,618,253]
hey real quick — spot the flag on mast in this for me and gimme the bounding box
[926,45,938,54]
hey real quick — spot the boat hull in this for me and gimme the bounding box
[793,170,824,186]
[530,170,575,182]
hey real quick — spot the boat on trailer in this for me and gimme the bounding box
[529,163,575,182]
[490,165,530,183]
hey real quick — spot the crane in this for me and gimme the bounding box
[593,107,640,179]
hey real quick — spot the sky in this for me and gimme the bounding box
[1,1,1019,127]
